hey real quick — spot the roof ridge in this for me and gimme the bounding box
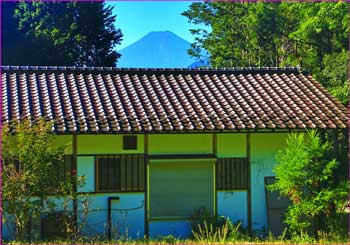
[0,65,302,73]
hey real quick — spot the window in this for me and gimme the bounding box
[54,155,74,185]
[42,211,73,239]
[123,136,137,150]
[217,158,248,190]
[96,154,145,192]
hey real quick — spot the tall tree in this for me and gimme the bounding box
[183,2,349,104]
[2,1,123,66]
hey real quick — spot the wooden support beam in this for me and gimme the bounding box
[246,133,252,234]
[213,133,217,218]
[144,134,149,238]
[73,135,78,235]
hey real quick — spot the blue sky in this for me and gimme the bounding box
[107,1,210,50]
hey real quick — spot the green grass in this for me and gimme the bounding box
[4,232,349,245]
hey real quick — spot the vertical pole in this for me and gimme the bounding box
[144,134,149,238]
[213,133,217,217]
[72,135,78,237]
[246,132,252,234]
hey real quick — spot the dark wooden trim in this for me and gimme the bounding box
[44,191,145,197]
[148,154,216,160]
[144,134,149,238]
[51,128,308,136]
[246,133,252,234]
[72,135,78,235]
[213,133,217,218]
[76,191,145,195]
[77,153,145,157]
[94,155,97,192]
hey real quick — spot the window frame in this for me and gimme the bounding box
[95,154,145,193]
[216,157,248,190]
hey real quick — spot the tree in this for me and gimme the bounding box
[2,1,123,66]
[2,119,69,240]
[269,131,348,236]
[183,2,349,104]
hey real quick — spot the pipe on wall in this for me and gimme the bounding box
[107,196,120,240]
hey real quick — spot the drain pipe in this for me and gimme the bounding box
[107,196,120,240]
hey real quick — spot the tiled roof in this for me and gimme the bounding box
[1,66,348,133]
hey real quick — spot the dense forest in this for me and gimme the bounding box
[183,1,349,105]
[2,1,122,66]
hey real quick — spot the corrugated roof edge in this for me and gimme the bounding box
[0,65,304,75]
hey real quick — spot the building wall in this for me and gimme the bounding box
[2,132,292,240]
[77,134,144,154]
[250,133,289,231]
[76,134,146,239]
[217,133,246,158]
[77,193,145,239]
[148,134,212,154]
[217,191,248,227]
[216,133,248,228]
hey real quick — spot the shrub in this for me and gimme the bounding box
[269,130,348,236]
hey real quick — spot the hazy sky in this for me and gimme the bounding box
[107,1,210,50]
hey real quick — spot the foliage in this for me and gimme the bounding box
[183,1,349,104]
[269,130,348,235]
[2,1,122,66]
[2,119,67,240]
[190,208,247,243]
[192,220,229,244]
[57,176,91,241]
[2,119,91,241]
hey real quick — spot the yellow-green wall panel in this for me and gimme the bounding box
[148,134,212,154]
[77,135,144,154]
[52,135,73,154]
[217,133,246,157]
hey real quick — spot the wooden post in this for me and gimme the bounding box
[213,133,217,218]
[72,135,78,236]
[246,132,252,234]
[144,134,149,238]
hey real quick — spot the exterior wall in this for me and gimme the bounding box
[77,156,95,192]
[76,134,146,239]
[149,220,192,238]
[250,133,289,231]
[78,193,145,239]
[77,134,144,154]
[216,133,248,228]
[2,213,15,241]
[217,133,246,158]
[148,134,212,154]
[2,132,293,239]
[52,135,73,154]
[217,191,248,227]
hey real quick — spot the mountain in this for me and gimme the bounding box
[188,58,210,68]
[117,31,198,68]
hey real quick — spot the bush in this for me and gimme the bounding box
[269,130,348,236]
[190,207,246,243]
